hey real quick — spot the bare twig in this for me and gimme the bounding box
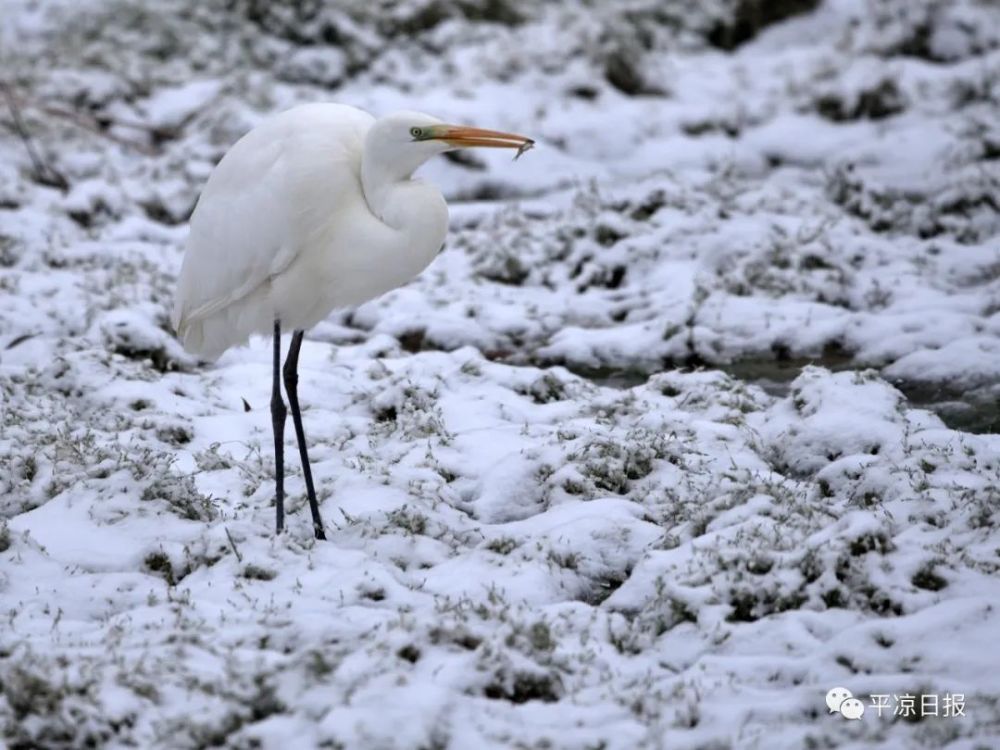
[1,83,161,156]
[225,526,243,562]
[0,81,69,190]
[23,98,162,154]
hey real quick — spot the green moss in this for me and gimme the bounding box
[486,537,519,555]
[528,622,554,652]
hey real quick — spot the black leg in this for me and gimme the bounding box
[271,320,287,534]
[283,329,327,540]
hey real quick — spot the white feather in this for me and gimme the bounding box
[172,103,446,358]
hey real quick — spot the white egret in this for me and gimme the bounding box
[172,103,534,539]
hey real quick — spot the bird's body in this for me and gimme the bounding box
[172,102,533,538]
[173,103,447,358]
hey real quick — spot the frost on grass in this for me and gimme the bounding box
[4,352,998,747]
[2,0,1000,748]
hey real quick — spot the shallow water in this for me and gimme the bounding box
[576,357,999,435]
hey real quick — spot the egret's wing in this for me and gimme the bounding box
[172,104,374,353]
[176,142,292,325]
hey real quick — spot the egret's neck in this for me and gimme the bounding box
[361,150,447,238]
[361,144,417,227]
[360,149,448,264]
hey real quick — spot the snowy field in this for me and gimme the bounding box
[2,0,999,747]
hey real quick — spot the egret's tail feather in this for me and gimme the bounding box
[175,314,241,361]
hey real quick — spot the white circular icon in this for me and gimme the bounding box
[826,687,852,713]
[840,697,865,720]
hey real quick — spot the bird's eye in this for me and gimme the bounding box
[410,127,423,139]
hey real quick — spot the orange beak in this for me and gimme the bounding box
[432,125,534,157]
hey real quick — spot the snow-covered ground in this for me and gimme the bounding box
[2,0,999,747]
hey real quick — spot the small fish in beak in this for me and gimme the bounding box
[428,124,535,160]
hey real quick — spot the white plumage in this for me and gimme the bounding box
[170,102,533,537]
[173,103,451,358]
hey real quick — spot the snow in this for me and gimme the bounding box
[1,0,999,748]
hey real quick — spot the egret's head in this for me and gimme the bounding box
[366,111,534,183]
[406,118,534,153]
